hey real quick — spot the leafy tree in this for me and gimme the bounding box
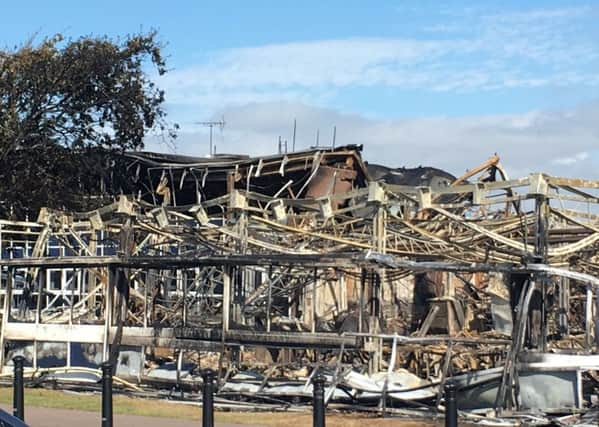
[0,32,176,218]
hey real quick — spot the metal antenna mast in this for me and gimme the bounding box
[195,118,225,156]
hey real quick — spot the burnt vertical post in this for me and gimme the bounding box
[312,372,326,427]
[444,381,457,427]
[222,267,231,333]
[202,368,215,427]
[266,266,273,332]
[13,355,25,421]
[311,268,317,334]
[101,361,113,427]
[585,283,593,351]
[358,268,365,333]
[558,277,570,338]
[532,179,549,352]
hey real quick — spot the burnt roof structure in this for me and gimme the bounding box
[117,144,369,206]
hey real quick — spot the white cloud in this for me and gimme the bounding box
[157,5,599,116]
[552,151,590,166]
[159,38,454,103]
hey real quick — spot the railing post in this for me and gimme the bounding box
[101,361,113,427]
[444,381,458,427]
[312,372,326,427]
[13,355,25,421]
[202,368,215,427]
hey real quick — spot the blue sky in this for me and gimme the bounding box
[1,1,599,177]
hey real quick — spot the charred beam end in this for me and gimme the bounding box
[174,328,359,349]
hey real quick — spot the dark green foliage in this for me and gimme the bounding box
[0,32,176,218]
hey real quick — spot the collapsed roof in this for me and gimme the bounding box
[119,144,369,206]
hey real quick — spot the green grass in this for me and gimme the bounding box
[0,387,201,420]
[0,386,440,426]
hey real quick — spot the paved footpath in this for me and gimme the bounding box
[0,405,257,427]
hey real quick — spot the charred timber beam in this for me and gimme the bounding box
[2,324,221,351]
[0,254,360,269]
[365,253,599,285]
[2,253,598,287]
[346,332,511,346]
[174,327,359,349]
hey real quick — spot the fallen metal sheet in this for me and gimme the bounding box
[220,381,349,400]
[458,369,581,411]
[146,361,195,381]
[453,353,593,412]
[43,371,100,384]
[341,370,437,401]
[518,370,581,411]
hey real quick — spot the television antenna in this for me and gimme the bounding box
[194,117,225,156]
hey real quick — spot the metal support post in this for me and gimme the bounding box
[13,355,25,421]
[444,381,457,427]
[202,368,215,427]
[312,372,326,427]
[101,361,113,427]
